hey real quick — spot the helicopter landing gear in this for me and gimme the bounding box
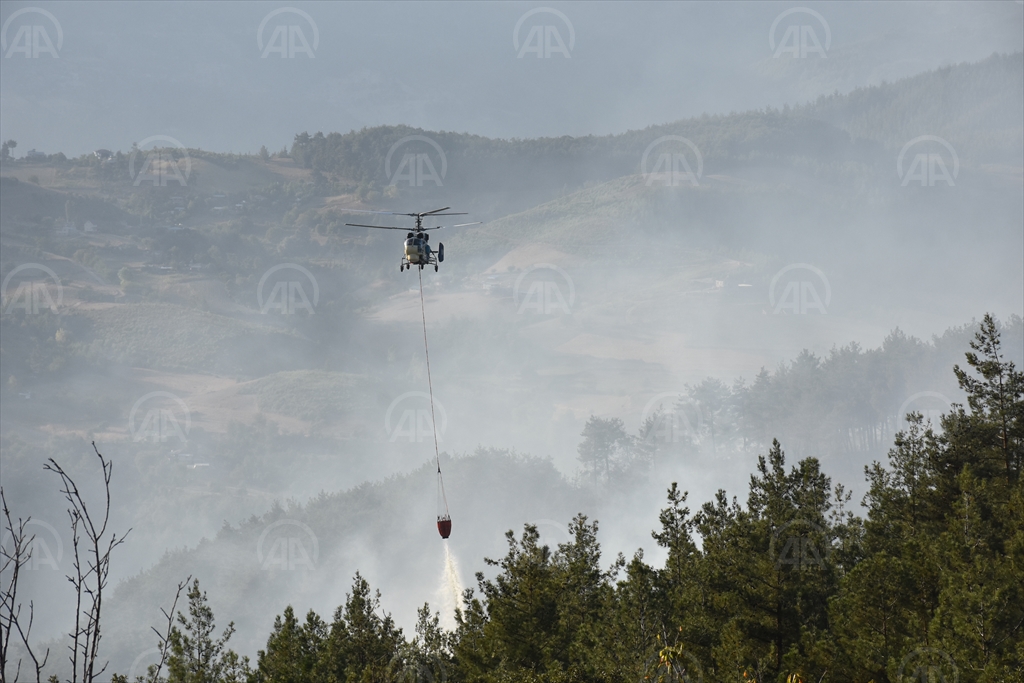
[434,265,438,272]
[400,263,404,272]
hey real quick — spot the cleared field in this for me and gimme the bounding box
[81,302,306,372]
[2,156,312,196]
[238,370,368,424]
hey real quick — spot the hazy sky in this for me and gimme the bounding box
[1,1,1021,156]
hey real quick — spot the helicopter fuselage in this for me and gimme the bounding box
[401,233,443,271]
[404,236,432,265]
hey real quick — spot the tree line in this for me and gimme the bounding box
[575,319,1022,486]
[4,313,1020,682]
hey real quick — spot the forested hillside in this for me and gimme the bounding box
[287,53,1022,204]
[799,53,1024,163]
[90,314,1021,682]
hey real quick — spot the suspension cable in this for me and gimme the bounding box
[418,268,449,516]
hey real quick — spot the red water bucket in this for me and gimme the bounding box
[437,515,452,539]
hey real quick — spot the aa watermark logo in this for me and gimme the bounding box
[386,652,448,683]
[641,650,704,683]
[2,7,62,58]
[513,264,574,314]
[641,136,703,187]
[128,135,191,187]
[896,648,958,683]
[769,7,830,58]
[257,7,318,58]
[770,518,830,570]
[768,263,830,314]
[257,519,319,571]
[128,648,162,683]
[513,8,574,59]
[531,519,572,547]
[257,263,319,314]
[898,391,952,431]
[1,519,63,571]
[385,391,447,444]
[639,393,703,446]
[897,136,959,187]
[385,135,446,187]
[129,391,191,444]
[2,263,62,314]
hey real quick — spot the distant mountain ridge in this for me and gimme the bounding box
[290,52,1022,200]
[798,52,1023,163]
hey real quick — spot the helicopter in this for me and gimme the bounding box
[345,207,480,272]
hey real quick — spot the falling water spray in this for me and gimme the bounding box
[438,541,464,630]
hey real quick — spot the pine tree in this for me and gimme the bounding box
[165,580,249,683]
[953,313,1024,482]
[474,525,560,672]
[251,606,326,683]
[319,572,404,681]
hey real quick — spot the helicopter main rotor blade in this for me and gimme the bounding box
[410,208,467,217]
[343,207,453,216]
[340,206,468,217]
[340,208,450,217]
[340,208,405,215]
[344,223,410,230]
[419,222,482,231]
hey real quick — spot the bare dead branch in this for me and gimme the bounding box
[44,443,130,683]
[146,576,191,683]
[1,487,50,683]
